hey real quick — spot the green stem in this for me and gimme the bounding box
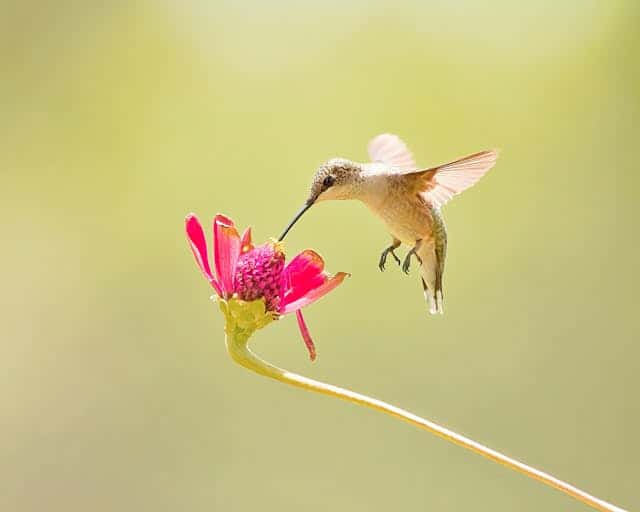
[226,332,626,512]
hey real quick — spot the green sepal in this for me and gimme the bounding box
[218,297,277,343]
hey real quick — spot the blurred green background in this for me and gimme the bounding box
[2,1,638,511]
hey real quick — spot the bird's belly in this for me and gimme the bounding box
[371,199,433,246]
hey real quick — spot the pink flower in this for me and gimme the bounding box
[186,213,348,360]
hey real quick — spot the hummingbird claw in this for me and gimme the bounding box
[402,256,411,274]
[379,244,402,272]
[402,240,423,274]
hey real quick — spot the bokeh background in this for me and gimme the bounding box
[2,1,638,511]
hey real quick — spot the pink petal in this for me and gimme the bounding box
[185,214,221,295]
[296,310,316,361]
[240,226,254,254]
[213,214,241,297]
[282,250,326,306]
[281,272,349,315]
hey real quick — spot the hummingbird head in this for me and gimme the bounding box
[308,158,363,203]
[279,158,363,241]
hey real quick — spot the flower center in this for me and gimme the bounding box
[233,242,285,312]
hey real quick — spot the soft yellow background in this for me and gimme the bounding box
[2,1,638,511]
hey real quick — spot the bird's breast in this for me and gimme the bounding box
[363,188,435,245]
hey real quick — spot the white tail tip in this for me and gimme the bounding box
[436,290,444,315]
[425,288,444,315]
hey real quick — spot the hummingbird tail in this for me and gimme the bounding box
[418,241,445,315]
[422,278,444,315]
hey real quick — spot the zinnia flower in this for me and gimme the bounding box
[185,213,348,360]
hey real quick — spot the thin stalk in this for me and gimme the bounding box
[226,333,626,512]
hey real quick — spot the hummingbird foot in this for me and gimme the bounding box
[402,240,423,274]
[378,239,402,271]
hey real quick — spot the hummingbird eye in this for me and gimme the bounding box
[322,175,335,189]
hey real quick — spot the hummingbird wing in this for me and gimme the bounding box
[406,150,499,208]
[367,134,416,171]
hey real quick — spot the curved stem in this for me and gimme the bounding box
[226,334,626,512]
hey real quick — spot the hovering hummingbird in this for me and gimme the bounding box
[279,134,498,314]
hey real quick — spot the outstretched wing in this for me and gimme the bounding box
[367,134,416,171]
[408,150,498,208]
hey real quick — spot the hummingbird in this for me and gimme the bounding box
[279,134,498,314]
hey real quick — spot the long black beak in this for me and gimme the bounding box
[279,201,313,241]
